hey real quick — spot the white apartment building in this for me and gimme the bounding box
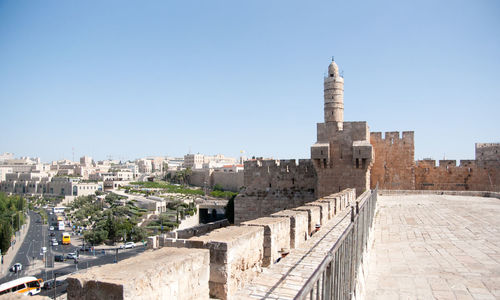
[184,153,237,169]
[184,154,205,169]
[0,167,13,182]
[0,173,102,197]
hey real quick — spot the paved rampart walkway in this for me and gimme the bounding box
[365,194,500,299]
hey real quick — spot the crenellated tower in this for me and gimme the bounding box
[324,60,344,130]
[312,60,373,197]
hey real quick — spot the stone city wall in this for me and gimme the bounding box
[165,219,230,239]
[234,159,317,224]
[270,209,309,249]
[313,121,373,198]
[163,226,264,300]
[66,189,355,300]
[242,217,291,267]
[234,189,375,299]
[304,200,330,226]
[187,169,244,192]
[476,143,500,161]
[293,205,321,236]
[370,131,415,190]
[212,171,244,192]
[188,169,212,187]
[370,132,500,192]
[414,159,500,192]
[67,247,210,300]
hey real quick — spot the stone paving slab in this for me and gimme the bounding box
[365,194,500,300]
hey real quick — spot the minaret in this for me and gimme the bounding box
[324,60,344,130]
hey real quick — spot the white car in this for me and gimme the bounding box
[41,247,47,253]
[49,226,54,231]
[10,263,22,272]
[52,241,58,246]
[66,253,77,260]
[120,242,135,249]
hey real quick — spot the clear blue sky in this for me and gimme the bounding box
[1,0,499,162]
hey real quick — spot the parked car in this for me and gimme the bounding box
[41,247,47,253]
[54,255,65,262]
[9,263,22,272]
[52,240,58,246]
[66,253,77,260]
[49,226,54,231]
[120,242,135,249]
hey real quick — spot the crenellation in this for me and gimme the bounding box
[416,159,436,167]
[402,131,414,142]
[439,160,457,167]
[459,160,475,167]
[384,131,401,141]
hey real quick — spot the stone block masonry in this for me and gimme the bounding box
[293,205,321,236]
[242,217,291,267]
[271,209,309,249]
[371,131,500,192]
[304,200,329,226]
[164,226,264,300]
[66,247,210,300]
[234,159,317,224]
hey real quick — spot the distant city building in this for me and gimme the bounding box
[80,156,93,166]
[0,153,14,162]
[184,153,237,170]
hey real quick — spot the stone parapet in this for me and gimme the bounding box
[164,226,264,300]
[304,201,329,226]
[270,209,309,249]
[234,202,354,299]
[293,205,321,236]
[66,248,210,300]
[242,217,291,267]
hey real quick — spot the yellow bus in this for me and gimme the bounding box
[0,276,43,296]
[62,232,71,245]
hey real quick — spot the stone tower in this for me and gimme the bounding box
[312,60,374,197]
[324,60,344,130]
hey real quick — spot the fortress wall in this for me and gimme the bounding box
[317,197,335,219]
[414,159,500,192]
[476,143,500,161]
[164,219,229,239]
[164,226,264,300]
[234,159,317,224]
[370,131,415,190]
[189,169,212,187]
[212,171,244,192]
[270,210,309,249]
[304,201,329,226]
[67,248,210,300]
[242,217,291,267]
[293,205,321,236]
[314,121,373,198]
[370,133,500,192]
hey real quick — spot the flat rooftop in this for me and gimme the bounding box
[366,194,500,299]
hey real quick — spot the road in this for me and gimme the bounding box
[0,209,147,298]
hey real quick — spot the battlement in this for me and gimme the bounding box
[370,131,414,144]
[416,159,479,168]
[244,158,314,173]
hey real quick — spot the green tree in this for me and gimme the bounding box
[0,221,12,254]
[213,184,224,192]
[225,194,236,224]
